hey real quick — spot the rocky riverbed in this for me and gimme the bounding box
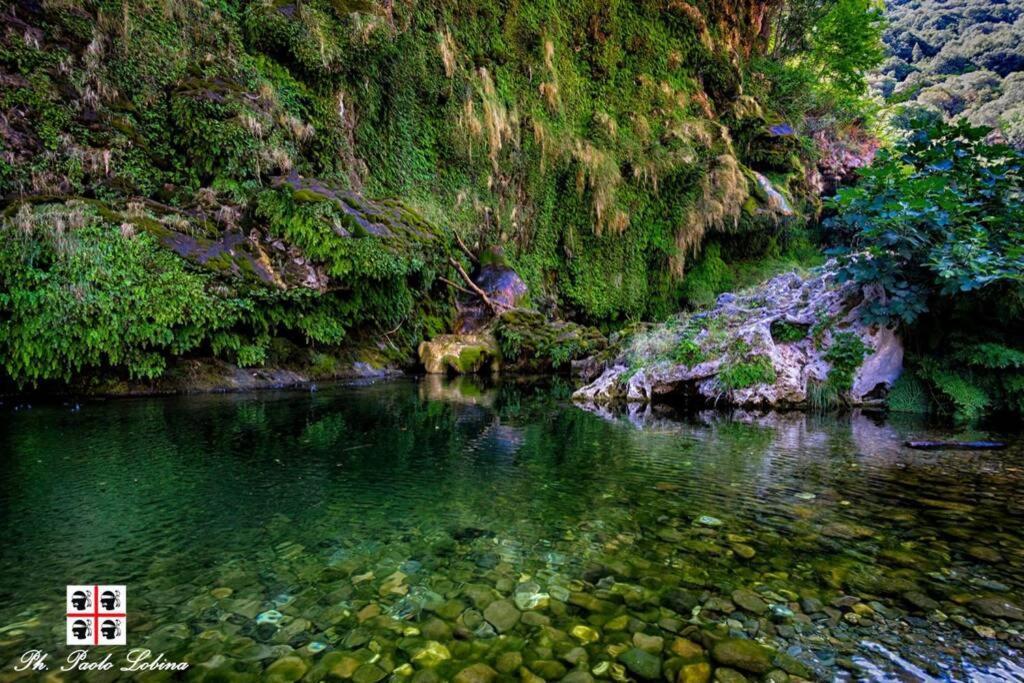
[0,380,1021,682]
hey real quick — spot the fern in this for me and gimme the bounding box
[955,343,1024,370]
[918,361,991,423]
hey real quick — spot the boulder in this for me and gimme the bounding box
[418,334,500,375]
[494,310,607,373]
[456,263,528,333]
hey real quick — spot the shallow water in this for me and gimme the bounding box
[0,377,1022,681]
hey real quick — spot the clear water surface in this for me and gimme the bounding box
[0,377,1022,681]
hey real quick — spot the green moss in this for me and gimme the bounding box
[494,310,606,372]
[453,346,486,373]
[718,355,777,390]
[770,320,808,344]
[671,338,706,368]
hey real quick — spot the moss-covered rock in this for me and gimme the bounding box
[418,335,500,375]
[494,310,607,374]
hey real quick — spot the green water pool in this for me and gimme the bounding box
[0,377,1022,681]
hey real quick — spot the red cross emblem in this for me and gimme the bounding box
[66,585,127,645]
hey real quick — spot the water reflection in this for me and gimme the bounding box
[0,378,1020,681]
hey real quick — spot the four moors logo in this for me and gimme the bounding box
[66,585,126,646]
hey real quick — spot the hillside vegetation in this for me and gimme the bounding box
[876,0,1024,146]
[0,0,884,389]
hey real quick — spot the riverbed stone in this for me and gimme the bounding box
[483,599,520,632]
[495,651,522,673]
[265,656,308,682]
[970,597,1024,621]
[352,664,387,683]
[711,639,774,674]
[713,669,748,683]
[632,632,663,653]
[620,647,662,680]
[453,663,497,683]
[411,641,451,667]
[530,659,567,679]
[731,590,768,615]
[678,661,711,683]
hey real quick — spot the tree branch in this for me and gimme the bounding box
[447,257,510,314]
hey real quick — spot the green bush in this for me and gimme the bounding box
[0,203,238,384]
[718,355,777,390]
[827,115,1024,420]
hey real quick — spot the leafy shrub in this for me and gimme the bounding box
[718,355,777,390]
[828,115,1024,420]
[823,331,871,395]
[0,203,238,384]
[770,320,808,343]
[827,116,1024,326]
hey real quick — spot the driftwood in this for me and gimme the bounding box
[453,232,479,264]
[904,440,1008,451]
[446,257,511,314]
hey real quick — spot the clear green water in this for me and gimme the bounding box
[0,378,1022,681]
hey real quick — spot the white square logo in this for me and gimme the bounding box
[66,585,126,645]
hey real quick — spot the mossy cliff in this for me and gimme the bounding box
[0,0,861,389]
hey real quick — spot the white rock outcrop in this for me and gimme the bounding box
[574,264,902,408]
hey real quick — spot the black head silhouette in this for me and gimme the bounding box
[70,590,90,610]
[100,619,120,639]
[100,590,118,610]
[71,619,90,639]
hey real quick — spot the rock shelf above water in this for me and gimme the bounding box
[574,264,904,410]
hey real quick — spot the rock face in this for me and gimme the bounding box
[574,264,902,408]
[418,334,500,375]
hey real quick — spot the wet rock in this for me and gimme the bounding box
[731,590,768,615]
[713,669,748,683]
[632,632,663,653]
[562,671,595,683]
[619,647,662,680]
[265,656,308,682]
[411,641,451,667]
[453,663,498,683]
[571,624,601,643]
[568,592,614,613]
[483,599,520,632]
[418,334,500,375]
[671,637,704,660]
[514,582,550,610]
[521,611,551,627]
[352,664,387,683]
[970,597,1024,621]
[820,522,874,540]
[530,660,567,679]
[495,651,523,673]
[966,545,1003,563]
[329,655,362,679]
[902,592,940,612]
[730,543,756,560]
[711,639,775,675]
[679,661,712,683]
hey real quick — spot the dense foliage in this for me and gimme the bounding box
[0,0,883,389]
[827,115,1024,420]
[876,0,1024,147]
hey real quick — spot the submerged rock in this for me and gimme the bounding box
[711,639,775,674]
[574,264,902,409]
